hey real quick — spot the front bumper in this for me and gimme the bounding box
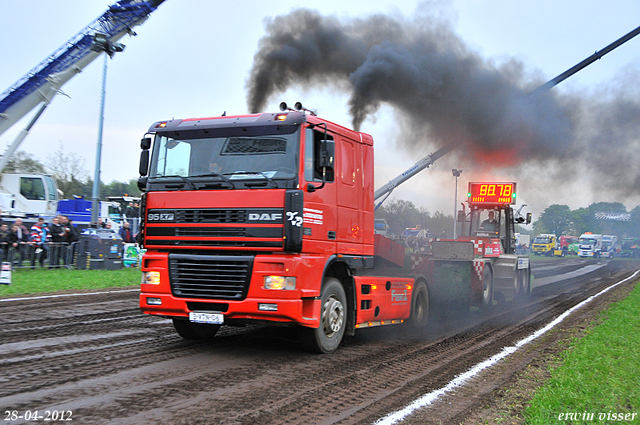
[139,251,327,328]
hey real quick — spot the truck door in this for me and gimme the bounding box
[336,137,363,250]
[303,127,337,252]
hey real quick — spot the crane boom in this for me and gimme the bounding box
[0,0,165,169]
[374,24,640,207]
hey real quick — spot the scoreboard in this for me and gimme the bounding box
[468,182,516,205]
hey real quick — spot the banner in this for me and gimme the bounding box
[594,212,631,221]
[123,243,144,267]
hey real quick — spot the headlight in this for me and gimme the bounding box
[142,271,161,285]
[263,275,296,290]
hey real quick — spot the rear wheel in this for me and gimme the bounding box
[481,266,493,309]
[172,318,220,340]
[408,280,430,328]
[300,278,347,354]
[517,267,531,299]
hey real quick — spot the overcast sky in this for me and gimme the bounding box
[1,0,639,221]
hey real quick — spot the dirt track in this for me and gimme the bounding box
[1,259,638,424]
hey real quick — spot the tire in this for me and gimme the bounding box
[481,265,493,308]
[300,278,347,354]
[408,280,430,328]
[518,267,531,298]
[172,318,220,340]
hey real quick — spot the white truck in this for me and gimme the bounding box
[0,173,59,222]
[601,235,618,258]
[578,233,603,258]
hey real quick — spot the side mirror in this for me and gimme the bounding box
[139,150,150,176]
[457,210,465,222]
[307,139,335,193]
[137,176,148,191]
[317,140,335,170]
[526,212,532,225]
[141,137,152,150]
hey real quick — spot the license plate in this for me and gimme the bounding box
[189,312,224,324]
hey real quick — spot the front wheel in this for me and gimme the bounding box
[300,278,347,354]
[172,318,220,340]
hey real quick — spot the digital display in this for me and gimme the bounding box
[468,182,516,205]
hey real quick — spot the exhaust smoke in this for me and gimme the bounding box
[246,7,640,202]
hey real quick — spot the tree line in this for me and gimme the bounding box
[374,198,532,239]
[375,199,454,238]
[532,202,640,238]
[8,148,640,239]
[4,148,140,199]
[375,198,640,240]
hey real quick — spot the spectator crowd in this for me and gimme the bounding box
[0,214,80,268]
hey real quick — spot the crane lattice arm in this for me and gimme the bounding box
[0,0,165,171]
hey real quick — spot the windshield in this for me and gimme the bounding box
[149,129,300,182]
[533,237,550,244]
[579,238,595,245]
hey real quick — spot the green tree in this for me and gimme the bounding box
[376,199,453,238]
[570,207,591,236]
[427,210,453,238]
[628,205,640,237]
[533,204,572,236]
[376,199,422,235]
[3,151,46,174]
[102,179,141,198]
[587,202,628,237]
[45,144,90,198]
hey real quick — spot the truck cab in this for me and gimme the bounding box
[0,173,59,220]
[532,234,557,256]
[554,235,578,257]
[578,233,603,258]
[137,110,403,353]
[601,235,618,259]
[620,237,640,258]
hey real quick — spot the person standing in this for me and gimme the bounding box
[11,219,29,266]
[0,223,10,262]
[49,216,66,268]
[29,218,48,268]
[119,221,135,243]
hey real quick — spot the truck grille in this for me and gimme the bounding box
[145,208,284,249]
[169,254,254,300]
[174,209,246,223]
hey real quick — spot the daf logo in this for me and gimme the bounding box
[248,213,282,221]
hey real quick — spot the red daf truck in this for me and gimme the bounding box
[137,107,531,353]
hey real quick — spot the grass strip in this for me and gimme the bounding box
[525,282,640,424]
[0,267,140,297]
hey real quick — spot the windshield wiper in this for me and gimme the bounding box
[155,175,196,190]
[191,172,235,188]
[230,171,278,188]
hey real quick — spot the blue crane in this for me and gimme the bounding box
[0,0,165,172]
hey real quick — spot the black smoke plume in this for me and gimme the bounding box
[246,7,640,200]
